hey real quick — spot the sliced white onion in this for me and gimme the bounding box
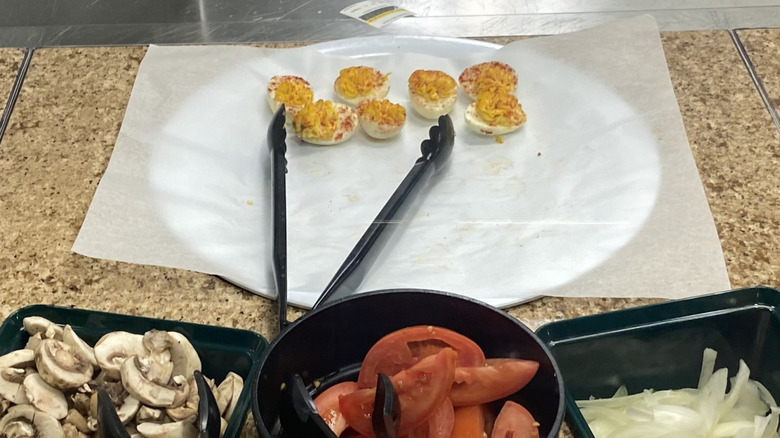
[576,349,779,438]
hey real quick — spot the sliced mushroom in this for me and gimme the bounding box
[64,409,91,434]
[0,404,64,437]
[215,372,244,421]
[167,332,201,379]
[94,331,145,380]
[62,325,98,368]
[35,339,93,389]
[0,349,35,369]
[135,406,165,423]
[25,333,43,351]
[116,395,142,424]
[120,356,188,408]
[136,421,198,438]
[23,373,68,420]
[62,423,89,438]
[0,367,31,405]
[166,375,198,422]
[22,317,64,340]
[0,396,11,415]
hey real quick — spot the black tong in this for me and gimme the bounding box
[268,104,455,438]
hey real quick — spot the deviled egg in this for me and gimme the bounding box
[459,61,518,100]
[292,99,358,146]
[266,75,314,122]
[334,66,390,105]
[464,91,527,136]
[407,69,458,119]
[356,99,406,140]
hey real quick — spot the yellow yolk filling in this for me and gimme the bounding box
[293,100,339,140]
[275,80,314,108]
[336,67,387,99]
[409,70,456,101]
[474,65,515,95]
[360,100,406,125]
[475,91,526,127]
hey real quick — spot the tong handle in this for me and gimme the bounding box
[268,105,290,331]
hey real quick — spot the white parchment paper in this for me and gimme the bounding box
[73,15,731,308]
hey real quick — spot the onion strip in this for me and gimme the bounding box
[576,349,779,438]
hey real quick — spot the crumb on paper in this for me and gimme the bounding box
[537,152,542,156]
[246,200,254,205]
[495,135,504,144]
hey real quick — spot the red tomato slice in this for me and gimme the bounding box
[491,401,540,438]
[357,325,486,388]
[314,381,360,435]
[451,404,487,438]
[406,397,455,438]
[450,358,539,407]
[340,348,458,437]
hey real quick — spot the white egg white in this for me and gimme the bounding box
[409,91,457,120]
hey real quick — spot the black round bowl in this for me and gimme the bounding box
[251,289,565,437]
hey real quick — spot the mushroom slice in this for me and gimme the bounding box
[120,356,189,408]
[0,367,31,404]
[0,404,64,437]
[166,375,198,422]
[64,409,91,434]
[25,333,43,351]
[136,421,198,438]
[62,325,98,368]
[135,406,165,423]
[0,349,35,369]
[94,331,145,380]
[35,339,93,390]
[167,331,202,379]
[116,395,142,424]
[62,423,89,438]
[216,372,244,421]
[23,373,68,420]
[23,316,64,340]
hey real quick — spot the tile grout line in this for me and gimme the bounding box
[729,29,780,134]
[0,48,34,146]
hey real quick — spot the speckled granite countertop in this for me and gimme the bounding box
[0,49,22,118]
[0,31,779,436]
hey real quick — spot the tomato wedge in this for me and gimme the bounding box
[357,326,486,388]
[491,401,540,438]
[313,381,359,435]
[450,358,539,407]
[406,398,455,438]
[340,348,458,437]
[451,404,487,438]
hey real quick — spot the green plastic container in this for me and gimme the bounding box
[0,304,268,438]
[535,286,780,438]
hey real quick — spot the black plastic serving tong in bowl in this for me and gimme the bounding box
[266,104,455,438]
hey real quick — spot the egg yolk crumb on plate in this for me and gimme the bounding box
[408,69,458,119]
[334,66,391,105]
[293,99,358,146]
[356,99,407,139]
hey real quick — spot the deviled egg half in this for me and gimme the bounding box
[464,91,527,136]
[334,66,390,106]
[458,61,518,100]
[407,69,458,120]
[292,99,358,146]
[356,99,406,140]
[266,75,314,123]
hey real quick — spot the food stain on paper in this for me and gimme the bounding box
[486,157,514,175]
